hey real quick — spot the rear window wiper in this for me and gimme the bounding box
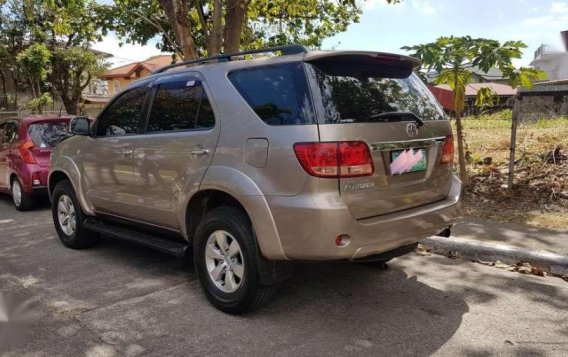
[367,111,424,127]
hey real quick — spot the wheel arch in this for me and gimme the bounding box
[183,166,288,260]
[47,161,94,216]
[48,170,69,199]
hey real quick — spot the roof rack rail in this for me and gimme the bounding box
[153,44,308,74]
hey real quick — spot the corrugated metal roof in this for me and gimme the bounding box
[100,55,174,79]
[433,82,517,96]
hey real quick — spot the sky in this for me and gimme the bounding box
[92,0,568,69]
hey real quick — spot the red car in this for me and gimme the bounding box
[0,115,73,210]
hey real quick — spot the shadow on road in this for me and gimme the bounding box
[1,227,470,355]
[46,237,469,356]
[0,192,51,213]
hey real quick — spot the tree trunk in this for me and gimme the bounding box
[223,0,249,53]
[452,67,469,186]
[0,69,7,109]
[454,111,468,185]
[208,0,224,56]
[60,93,78,115]
[28,75,37,99]
[157,0,198,59]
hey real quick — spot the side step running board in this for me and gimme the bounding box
[84,219,190,258]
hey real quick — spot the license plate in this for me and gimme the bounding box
[390,148,427,175]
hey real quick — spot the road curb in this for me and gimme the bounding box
[421,236,568,276]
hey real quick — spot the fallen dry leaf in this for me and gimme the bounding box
[474,259,495,266]
[494,261,511,269]
[415,244,432,256]
[531,266,548,277]
[516,262,533,274]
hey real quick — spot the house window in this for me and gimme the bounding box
[113,80,121,93]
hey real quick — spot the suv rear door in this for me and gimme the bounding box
[129,72,220,229]
[305,52,454,219]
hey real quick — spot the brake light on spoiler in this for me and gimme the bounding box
[293,141,374,178]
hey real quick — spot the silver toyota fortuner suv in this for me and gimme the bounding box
[49,45,461,314]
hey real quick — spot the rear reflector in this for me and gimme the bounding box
[293,141,374,178]
[19,139,37,164]
[32,172,40,186]
[440,135,454,165]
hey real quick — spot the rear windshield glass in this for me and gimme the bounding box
[28,121,71,148]
[228,62,315,125]
[307,63,445,124]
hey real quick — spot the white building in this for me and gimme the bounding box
[530,31,568,81]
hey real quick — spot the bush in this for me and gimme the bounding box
[25,93,53,114]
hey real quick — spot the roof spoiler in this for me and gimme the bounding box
[305,51,420,68]
[304,51,420,78]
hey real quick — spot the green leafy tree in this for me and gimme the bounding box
[51,47,106,115]
[16,43,51,99]
[402,36,546,184]
[1,0,107,114]
[96,0,400,60]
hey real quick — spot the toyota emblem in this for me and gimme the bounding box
[406,123,419,137]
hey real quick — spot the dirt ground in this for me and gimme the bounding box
[453,115,568,230]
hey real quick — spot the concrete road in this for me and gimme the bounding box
[0,195,567,357]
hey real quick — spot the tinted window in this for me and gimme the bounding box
[147,80,215,132]
[28,121,71,148]
[307,63,445,124]
[96,86,149,136]
[228,62,314,125]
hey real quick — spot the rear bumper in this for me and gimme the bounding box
[12,163,49,194]
[266,174,462,260]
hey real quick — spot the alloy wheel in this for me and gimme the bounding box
[205,230,245,293]
[12,181,22,207]
[57,195,77,236]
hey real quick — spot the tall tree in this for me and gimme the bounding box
[402,36,545,184]
[97,0,400,59]
[16,43,51,99]
[0,0,107,114]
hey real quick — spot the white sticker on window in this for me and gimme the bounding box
[186,80,196,87]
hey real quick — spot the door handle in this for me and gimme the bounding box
[191,149,210,156]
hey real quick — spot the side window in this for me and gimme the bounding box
[228,62,315,125]
[147,80,215,132]
[0,123,5,144]
[96,86,150,137]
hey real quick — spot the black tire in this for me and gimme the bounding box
[11,178,33,211]
[193,206,278,314]
[51,179,99,249]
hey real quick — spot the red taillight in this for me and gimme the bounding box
[293,141,374,178]
[441,135,454,165]
[19,139,37,164]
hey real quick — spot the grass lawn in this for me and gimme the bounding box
[452,114,568,230]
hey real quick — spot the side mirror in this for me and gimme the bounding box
[70,117,91,136]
